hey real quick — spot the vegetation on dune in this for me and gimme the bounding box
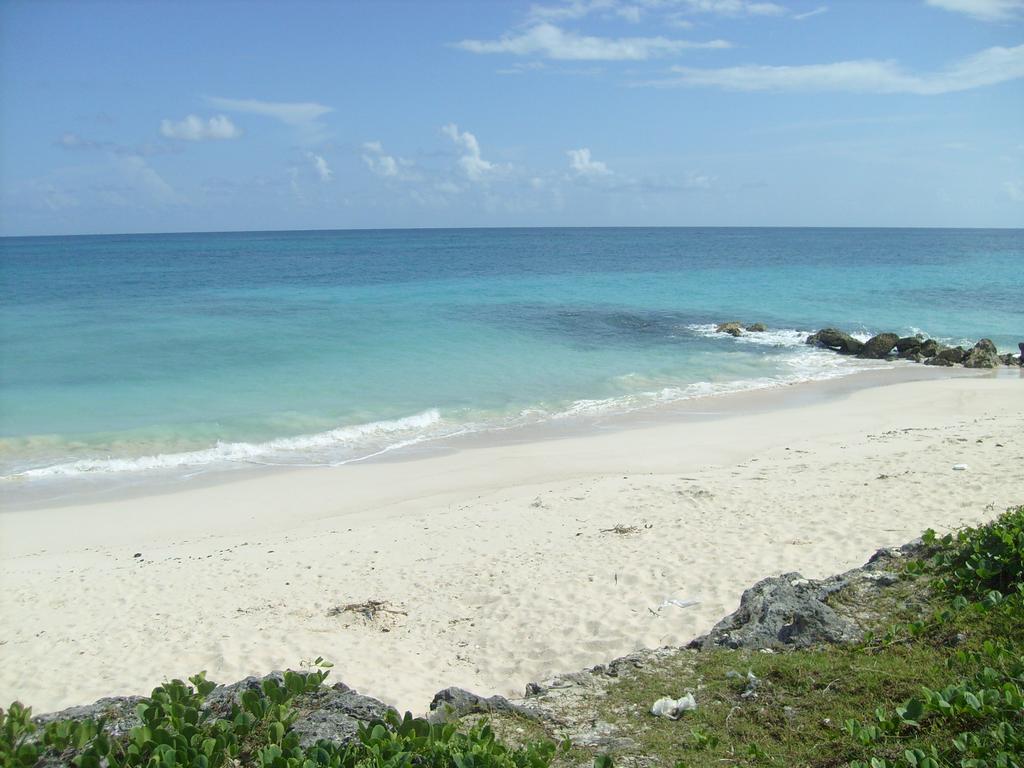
[592,505,1024,768]
[2,507,1022,768]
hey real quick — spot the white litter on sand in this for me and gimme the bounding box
[656,598,700,611]
[650,693,697,719]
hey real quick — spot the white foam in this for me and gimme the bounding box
[15,409,443,479]
[686,323,811,348]
[6,324,921,483]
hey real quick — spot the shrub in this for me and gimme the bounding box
[0,660,567,768]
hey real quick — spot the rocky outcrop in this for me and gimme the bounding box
[963,339,1001,369]
[857,333,900,360]
[802,328,1018,369]
[895,336,923,354]
[715,321,770,336]
[427,687,532,723]
[690,540,918,651]
[37,673,393,752]
[34,697,144,741]
[805,328,864,355]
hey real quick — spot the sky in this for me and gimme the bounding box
[0,0,1022,236]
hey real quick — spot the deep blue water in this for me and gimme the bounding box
[0,227,1020,486]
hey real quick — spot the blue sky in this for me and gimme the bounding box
[1,0,1022,235]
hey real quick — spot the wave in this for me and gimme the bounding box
[4,326,906,484]
[686,323,813,348]
[12,409,443,479]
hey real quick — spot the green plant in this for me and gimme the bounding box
[0,658,569,768]
[925,505,1024,599]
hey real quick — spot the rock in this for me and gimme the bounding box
[428,687,526,723]
[745,323,767,333]
[857,333,900,359]
[936,346,966,365]
[924,355,954,367]
[963,338,1001,369]
[204,674,392,748]
[919,339,940,357]
[289,684,395,748]
[805,328,864,355]
[689,572,862,651]
[1000,353,1020,366]
[895,336,922,354]
[903,351,925,363]
[35,697,144,741]
[716,321,743,337]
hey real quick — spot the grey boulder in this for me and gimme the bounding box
[689,572,861,651]
[427,687,527,723]
[806,328,864,355]
[716,321,743,337]
[857,333,900,359]
[963,339,1001,369]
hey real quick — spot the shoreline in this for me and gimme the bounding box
[1,369,1021,714]
[0,363,996,513]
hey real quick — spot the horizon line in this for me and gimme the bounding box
[3,223,1022,240]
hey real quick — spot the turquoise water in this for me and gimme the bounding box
[1,227,1020,490]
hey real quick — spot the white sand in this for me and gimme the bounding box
[1,371,1021,714]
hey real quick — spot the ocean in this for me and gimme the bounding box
[1,227,1020,497]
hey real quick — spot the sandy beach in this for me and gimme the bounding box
[1,369,1021,714]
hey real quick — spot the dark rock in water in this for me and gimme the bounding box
[919,339,940,357]
[895,336,923,354]
[924,355,955,367]
[805,328,863,355]
[857,333,900,359]
[746,323,767,332]
[903,351,925,363]
[963,338,1001,369]
[428,687,527,723]
[937,346,966,365]
[715,321,743,337]
[1000,352,1020,366]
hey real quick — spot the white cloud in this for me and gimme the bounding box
[644,43,1024,93]
[616,5,643,22]
[306,152,333,182]
[1005,179,1024,202]
[159,114,240,141]
[206,97,333,127]
[665,14,695,28]
[442,123,498,181]
[567,147,612,177]
[925,0,1024,21]
[528,0,616,20]
[455,23,730,60]
[117,155,183,203]
[362,141,419,180]
[793,5,828,19]
[673,0,788,15]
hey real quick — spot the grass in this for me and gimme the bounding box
[584,506,1024,768]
